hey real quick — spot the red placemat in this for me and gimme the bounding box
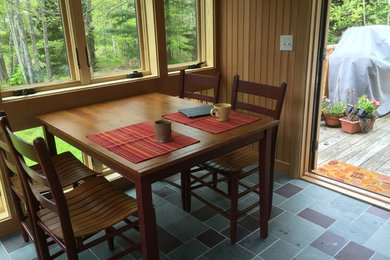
[87,122,199,163]
[163,111,260,134]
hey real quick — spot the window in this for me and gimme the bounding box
[164,0,198,65]
[0,0,70,89]
[81,0,141,78]
[0,0,154,97]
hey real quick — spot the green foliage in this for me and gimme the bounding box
[323,100,347,116]
[329,0,390,44]
[9,66,24,86]
[165,0,198,65]
[357,94,380,117]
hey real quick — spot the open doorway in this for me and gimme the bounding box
[310,0,390,205]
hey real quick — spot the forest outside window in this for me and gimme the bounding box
[0,0,153,98]
[165,0,198,67]
[0,0,71,91]
[81,0,141,78]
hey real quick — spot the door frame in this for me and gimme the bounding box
[300,0,390,210]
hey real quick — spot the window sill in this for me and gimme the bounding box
[2,74,159,103]
[167,65,216,76]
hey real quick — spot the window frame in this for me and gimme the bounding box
[0,0,156,97]
[166,0,215,72]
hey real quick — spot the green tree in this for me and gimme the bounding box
[329,0,390,44]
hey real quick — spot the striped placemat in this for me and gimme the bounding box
[163,110,260,134]
[87,122,199,164]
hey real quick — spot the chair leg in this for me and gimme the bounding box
[34,225,50,260]
[181,170,191,212]
[229,174,239,245]
[212,172,218,188]
[105,229,114,250]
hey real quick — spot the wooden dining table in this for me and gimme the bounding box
[37,92,279,260]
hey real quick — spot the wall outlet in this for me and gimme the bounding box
[280,35,293,51]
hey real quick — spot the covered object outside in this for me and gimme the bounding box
[328,25,390,116]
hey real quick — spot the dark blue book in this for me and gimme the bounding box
[179,105,214,118]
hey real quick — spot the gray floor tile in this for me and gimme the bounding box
[156,226,183,254]
[289,179,312,189]
[274,172,293,185]
[0,232,30,254]
[167,239,208,260]
[165,215,208,242]
[0,243,10,260]
[239,232,278,255]
[259,240,300,260]
[272,193,288,205]
[364,220,390,256]
[155,203,188,227]
[311,231,347,256]
[204,214,230,232]
[334,241,375,260]
[279,193,317,214]
[329,194,370,217]
[270,211,325,249]
[203,240,255,260]
[8,244,37,260]
[308,201,364,223]
[328,212,386,244]
[301,185,339,203]
[295,246,331,260]
[366,206,390,220]
[371,252,390,260]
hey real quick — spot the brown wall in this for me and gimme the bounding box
[218,0,315,176]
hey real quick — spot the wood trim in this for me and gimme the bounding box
[302,172,390,210]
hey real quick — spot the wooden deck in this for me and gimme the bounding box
[318,113,390,175]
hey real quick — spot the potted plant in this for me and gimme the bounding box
[357,94,380,133]
[322,98,346,127]
[339,89,361,134]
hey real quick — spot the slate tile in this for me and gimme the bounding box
[274,183,303,198]
[165,215,208,242]
[167,239,208,260]
[295,246,331,260]
[366,206,390,220]
[0,232,30,254]
[280,193,317,214]
[156,226,183,254]
[259,240,300,260]
[239,233,278,255]
[335,241,375,260]
[311,231,347,256]
[298,208,336,228]
[153,186,176,198]
[196,229,226,248]
[191,206,218,221]
[364,220,390,256]
[221,224,251,243]
[203,240,255,260]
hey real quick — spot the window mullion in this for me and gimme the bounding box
[66,0,91,85]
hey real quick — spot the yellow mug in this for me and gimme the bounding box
[210,103,231,122]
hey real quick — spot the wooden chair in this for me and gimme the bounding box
[0,112,97,254]
[165,69,221,192]
[182,75,287,244]
[179,69,221,103]
[0,115,141,260]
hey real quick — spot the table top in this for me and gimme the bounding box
[37,93,278,180]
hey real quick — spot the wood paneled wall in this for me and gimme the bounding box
[218,0,315,177]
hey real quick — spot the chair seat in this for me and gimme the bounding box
[38,177,138,239]
[10,152,97,197]
[203,147,258,174]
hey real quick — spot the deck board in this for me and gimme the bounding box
[318,114,390,175]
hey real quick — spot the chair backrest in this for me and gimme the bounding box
[0,116,76,248]
[231,75,287,120]
[179,69,221,103]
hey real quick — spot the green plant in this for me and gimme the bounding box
[328,101,347,116]
[357,94,380,118]
[321,96,331,113]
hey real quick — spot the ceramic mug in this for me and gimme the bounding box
[210,103,231,122]
[155,119,172,142]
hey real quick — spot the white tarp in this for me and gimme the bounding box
[328,25,390,116]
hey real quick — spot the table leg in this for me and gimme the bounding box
[135,177,159,260]
[259,128,272,239]
[43,125,57,156]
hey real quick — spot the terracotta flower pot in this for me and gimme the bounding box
[324,114,342,127]
[359,117,376,133]
[339,117,361,134]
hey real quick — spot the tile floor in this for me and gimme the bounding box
[0,171,389,260]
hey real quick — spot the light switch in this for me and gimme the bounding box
[280,35,293,51]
